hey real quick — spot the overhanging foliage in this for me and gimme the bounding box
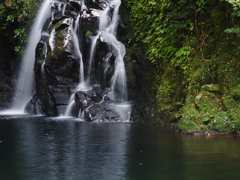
[127,0,240,133]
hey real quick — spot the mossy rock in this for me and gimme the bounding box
[195,90,221,111]
[179,88,233,133]
[201,84,220,92]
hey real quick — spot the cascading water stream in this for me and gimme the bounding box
[72,15,85,84]
[87,0,127,100]
[87,35,99,81]
[64,0,131,121]
[99,6,110,31]
[10,0,53,113]
[108,0,120,35]
[1,0,131,121]
[100,31,127,102]
[81,0,87,11]
[64,1,88,117]
[87,5,109,82]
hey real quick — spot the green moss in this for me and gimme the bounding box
[201,84,220,92]
[0,0,42,53]
[178,84,240,133]
[127,0,240,133]
[85,30,92,39]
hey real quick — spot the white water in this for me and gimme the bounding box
[49,28,56,52]
[10,0,53,113]
[41,61,46,86]
[101,31,127,102]
[78,109,85,119]
[81,0,87,11]
[64,1,88,117]
[65,99,76,117]
[87,35,99,80]
[87,0,127,101]
[63,0,131,121]
[87,6,110,81]
[0,0,131,120]
[71,15,85,83]
[105,0,131,120]
[109,0,120,35]
[99,6,110,31]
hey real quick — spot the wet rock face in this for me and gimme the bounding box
[25,0,130,120]
[85,0,109,9]
[25,91,58,116]
[0,36,15,109]
[0,80,13,109]
[74,90,121,121]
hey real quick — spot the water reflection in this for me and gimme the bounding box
[125,124,240,180]
[180,135,240,179]
[125,124,185,180]
[0,117,130,180]
[1,117,240,180]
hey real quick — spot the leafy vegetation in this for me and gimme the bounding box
[0,0,41,53]
[1,0,240,133]
[127,0,240,133]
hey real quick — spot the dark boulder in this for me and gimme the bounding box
[83,103,120,122]
[25,91,58,116]
[74,89,121,121]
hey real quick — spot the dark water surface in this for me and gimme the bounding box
[0,116,240,180]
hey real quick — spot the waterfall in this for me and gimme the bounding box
[10,0,53,113]
[1,0,131,121]
[63,0,131,121]
[87,35,99,81]
[86,0,127,101]
[98,0,128,103]
[64,1,88,117]
[71,15,85,84]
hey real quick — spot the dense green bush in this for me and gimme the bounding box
[127,0,240,133]
[0,0,41,53]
